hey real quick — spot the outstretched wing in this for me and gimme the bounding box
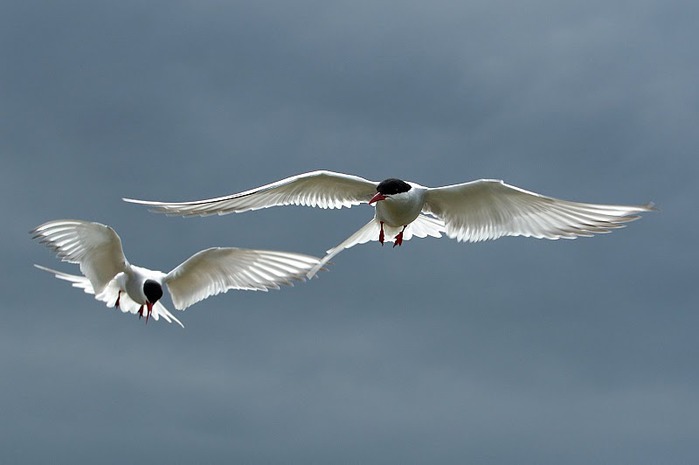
[164,247,322,310]
[33,265,184,327]
[423,179,655,242]
[124,170,379,216]
[31,220,128,294]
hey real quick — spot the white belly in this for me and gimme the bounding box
[374,190,425,227]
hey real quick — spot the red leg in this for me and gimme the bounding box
[379,221,385,245]
[393,225,407,248]
[146,302,153,324]
[138,305,144,319]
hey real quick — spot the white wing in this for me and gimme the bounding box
[306,214,445,278]
[164,247,322,310]
[123,170,379,216]
[32,220,128,294]
[33,265,184,327]
[423,179,655,242]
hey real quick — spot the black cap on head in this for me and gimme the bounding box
[377,178,411,195]
[143,280,163,304]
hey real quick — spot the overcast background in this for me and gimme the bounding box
[2,0,696,463]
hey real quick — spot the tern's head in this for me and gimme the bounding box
[369,178,412,204]
[143,279,163,304]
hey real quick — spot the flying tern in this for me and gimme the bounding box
[124,170,654,278]
[32,219,322,327]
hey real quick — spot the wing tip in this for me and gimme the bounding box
[33,263,54,273]
[643,201,658,212]
[122,197,147,205]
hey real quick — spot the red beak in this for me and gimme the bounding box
[369,193,387,204]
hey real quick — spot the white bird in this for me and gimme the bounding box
[124,170,655,278]
[32,219,323,327]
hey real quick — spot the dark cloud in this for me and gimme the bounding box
[2,0,696,463]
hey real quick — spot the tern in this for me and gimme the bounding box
[124,170,655,278]
[32,219,323,327]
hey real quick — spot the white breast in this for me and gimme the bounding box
[374,188,426,227]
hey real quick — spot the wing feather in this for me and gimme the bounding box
[31,220,128,293]
[164,247,322,310]
[124,170,379,216]
[423,179,654,242]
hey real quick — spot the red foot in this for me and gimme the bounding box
[379,221,385,246]
[393,226,406,248]
[137,303,153,323]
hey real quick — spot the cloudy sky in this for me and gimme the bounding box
[3,0,697,463]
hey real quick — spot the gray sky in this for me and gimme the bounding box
[2,0,696,463]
